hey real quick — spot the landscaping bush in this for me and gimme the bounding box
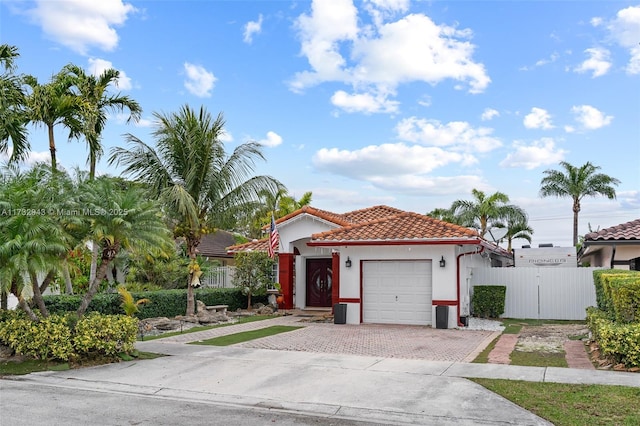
[586,307,640,368]
[0,312,138,361]
[592,269,640,319]
[43,288,268,318]
[0,314,74,360]
[73,313,138,356]
[472,285,506,318]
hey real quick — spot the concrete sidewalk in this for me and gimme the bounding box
[8,343,554,425]
[4,315,638,425]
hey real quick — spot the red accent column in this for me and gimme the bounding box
[278,253,295,309]
[331,252,340,313]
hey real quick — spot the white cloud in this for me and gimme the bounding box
[313,143,463,179]
[134,117,153,128]
[256,131,282,148]
[481,108,499,121]
[290,1,490,113]
[395,117,501,154]
[87,58,132,90]
[573,47,611,78]
[219,130,234,143]
[26,0,136,55]
[183,63,216,98]
[499,138,567,170]
[607,5,640,74]
[534,52,559,67]
[331,89,399,114]
[523,107,554,130]
[367,174,488,196]
[1,148,50,166]
[243,14,263,44]
[570,105,613,130]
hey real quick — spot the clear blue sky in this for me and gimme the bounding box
[2,0,639,247]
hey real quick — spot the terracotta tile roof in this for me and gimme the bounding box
[584,219,640,242]
[310,212,480,243]
[341,205,406,224]
[227,238,271,254]
[271,205,351,227]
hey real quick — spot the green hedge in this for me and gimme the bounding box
[472,285,506,318]
[593,270,640,323]
[43,288,268,319]
[586,307,640,368]
[0,312,137,361]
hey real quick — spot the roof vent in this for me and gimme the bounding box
[538,243,554,248]
[521,245,531,248]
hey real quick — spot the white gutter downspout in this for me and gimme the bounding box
[456,245,484,327]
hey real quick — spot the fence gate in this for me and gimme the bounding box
[470,267,600,320]
[203,266,236,288]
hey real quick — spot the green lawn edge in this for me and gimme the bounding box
[190,325,303,346]
[139,315,274,341]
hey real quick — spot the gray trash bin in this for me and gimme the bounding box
[334,303,347,324]
[435,305,448,329]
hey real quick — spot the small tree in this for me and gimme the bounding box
[232,251,276,310]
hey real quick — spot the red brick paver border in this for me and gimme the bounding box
[488,334,519,364]
[564,340,595,369]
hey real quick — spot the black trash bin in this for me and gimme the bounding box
[435,305,448,329]
[334,303,347,324]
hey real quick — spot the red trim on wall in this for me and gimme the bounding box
[338,298,361,303]
[332,252,340,313]
[278,253,295,310]
[431,300,458,306]
[309,239,482,247]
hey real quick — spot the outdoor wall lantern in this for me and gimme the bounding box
[439,256,446,268]
[345,257,352,268]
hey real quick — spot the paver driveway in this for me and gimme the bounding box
[159,314,498,362]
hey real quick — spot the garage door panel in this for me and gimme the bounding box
[363,260,432,325]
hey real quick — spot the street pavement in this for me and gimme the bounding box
[1,315,638,425]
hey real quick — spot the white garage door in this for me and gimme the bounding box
[363,260,432,325]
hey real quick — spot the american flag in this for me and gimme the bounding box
[268,214,279,258]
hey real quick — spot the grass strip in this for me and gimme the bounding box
[509,349,568,368]
[472,379,640,426]
[190,325,303,346]
[139,315,274,341]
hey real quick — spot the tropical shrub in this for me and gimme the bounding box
[73,313,138,356]
[43,288,268,319]
[0,312,138,361]
[0,314,74,360]
[472,285,506,318]
[586,307,640,368]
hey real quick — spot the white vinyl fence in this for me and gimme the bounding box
[470,267,601,320]
[203,266,236,288]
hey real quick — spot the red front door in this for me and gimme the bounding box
[306,258,332,307]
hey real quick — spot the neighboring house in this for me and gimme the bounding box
[578,219,640,270]
[196,230,238,266]
[228,205,511,327]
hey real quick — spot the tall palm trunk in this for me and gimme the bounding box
[77,245,117,317]
[48,123,56,171]
[572,198,581,247]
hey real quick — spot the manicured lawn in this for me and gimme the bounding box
[509,349,568,368]
[473,379,640,426]
[140,315,274,341]
[190,325,303,346]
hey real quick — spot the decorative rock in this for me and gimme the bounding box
[256,305,274,315]
[0,343,14,359]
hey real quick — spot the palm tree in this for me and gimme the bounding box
[500,210,534,252]
[450,189,524,238]
[109,104,283,315]
[0,44,29,163]
[24,70,82,172]
[246,189,309,238]
[75,177,173,317]
[64,64,141,180]
[426,207,462,225]
[0,164,79,319]
[540,161,620,247]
